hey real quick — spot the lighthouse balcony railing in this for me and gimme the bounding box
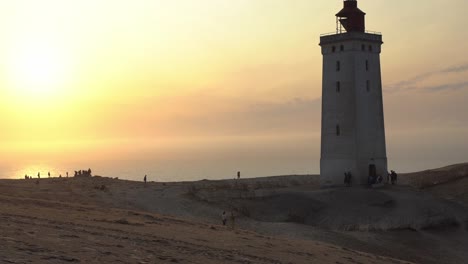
[320,30,381,37]
[320,30,383,44]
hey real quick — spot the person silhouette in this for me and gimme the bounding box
[221,211,227,226]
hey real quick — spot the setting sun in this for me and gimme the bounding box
[6,39,70,100]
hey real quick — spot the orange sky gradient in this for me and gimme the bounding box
[0,0,467,177]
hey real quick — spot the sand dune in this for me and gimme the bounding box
[0,179,411,264]
[400,163,468,207]
[1,164,468,263]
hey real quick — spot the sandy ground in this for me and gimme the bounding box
[400,163,468,207]
[0,180,411,264]
[1,164,467,263]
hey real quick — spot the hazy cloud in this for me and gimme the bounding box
[385,62,468,93]
[423,81,468,92]
[393,72,434,88]
[441,64,468,73]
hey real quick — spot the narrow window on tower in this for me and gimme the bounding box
[366,80,370,92]
[336,81,341,93]
[340,45,344,51]
[366,60,369,71]
[361,44,365,51]
[336,125,341,136]
[336,61,341,71]
[332,46,336,53]
[369,45,373,52]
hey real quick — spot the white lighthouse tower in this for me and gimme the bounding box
[319,0,387,186]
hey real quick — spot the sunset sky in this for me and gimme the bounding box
[0,0,467,178]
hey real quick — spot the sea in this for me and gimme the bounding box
[0,157,317,182]
[0,142,319,181]
[1,137,464,182]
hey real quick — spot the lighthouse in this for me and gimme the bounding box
[319,0,387,186]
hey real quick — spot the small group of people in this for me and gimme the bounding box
[367,164,383,186]
[24,171,53,179]
[368,169,397,186]
[342,168,397,187]
[24,169,93,180]
[74,168,92,177]
[368,174,383,186]
[221,210,236,229]
[343,171,352,187]
[388,170,398,185]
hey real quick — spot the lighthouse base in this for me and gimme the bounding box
[320,158,388,187]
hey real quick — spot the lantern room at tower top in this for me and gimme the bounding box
[336,0,365,33]
[319,0,381,37]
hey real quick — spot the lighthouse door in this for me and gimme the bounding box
[369,164,377,178]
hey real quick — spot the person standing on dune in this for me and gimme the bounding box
[221,211,227,226]
[144,175,147,185]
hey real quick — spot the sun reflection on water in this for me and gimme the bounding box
[12,164,71,179]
